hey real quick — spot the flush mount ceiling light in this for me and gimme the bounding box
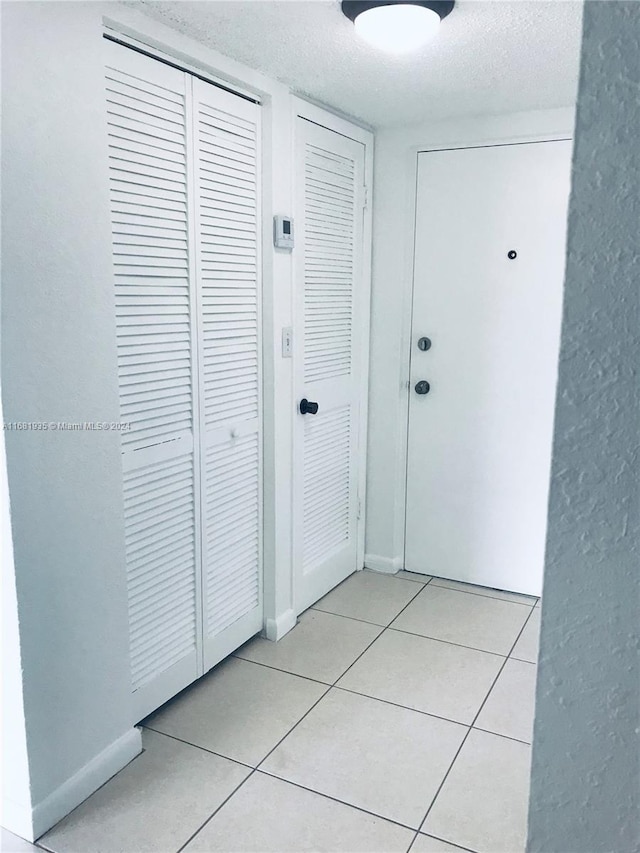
[342,0,454,54]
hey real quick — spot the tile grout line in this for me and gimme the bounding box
[309,603,395,628]
[328,578,433,685]
[230,654,333,686]
[417,603,539,835]
[510,653,537,664]
[385,625,513,657]
[175,767,258,853]
[255,767,420,834]
[389,575,431,586]
[254,681,333,769]
[406,831,421,852]
[471,725,532,746]
[332,684,472,729]
[141,725,256,770]
[427,579,539,607]
[407,829,479,853]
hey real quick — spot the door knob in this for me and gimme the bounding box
[414,381,430,395]
[300,398,319,415]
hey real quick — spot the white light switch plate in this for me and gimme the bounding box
[282,326,293,358]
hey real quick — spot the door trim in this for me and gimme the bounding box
[400,134,574,573]
[102,23,263,104]
[292,97,374,612]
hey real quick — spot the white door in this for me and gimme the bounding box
[293,118,367,613]
[192,78,263,671]
[105,40,262,721]
[405,140,572,596]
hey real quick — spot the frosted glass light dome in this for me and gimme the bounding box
[354,4,441,53]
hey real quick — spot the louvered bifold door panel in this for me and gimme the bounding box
[294,118,366,613]
[105,41,200,720]
[192,79,263,671]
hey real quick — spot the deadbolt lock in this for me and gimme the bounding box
[417,336,432,351]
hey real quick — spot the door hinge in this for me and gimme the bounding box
[363,185,369,210]
[357,497,362,520]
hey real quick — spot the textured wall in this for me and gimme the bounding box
[527,3,640,852]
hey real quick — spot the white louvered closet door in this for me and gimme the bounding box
[105,40,262,721]
[293,118,366,613]
[192,79,263,671]
[106,42,200,721]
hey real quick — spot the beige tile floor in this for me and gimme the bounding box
[19,570,540,853]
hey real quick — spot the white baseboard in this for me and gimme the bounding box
[31,727,141,840]
[264,608,297,642]
[1,798,34,843]
[364,553,403,574]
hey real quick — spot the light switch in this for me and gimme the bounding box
[282,326,293,357]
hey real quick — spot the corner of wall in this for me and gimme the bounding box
[364,554,403,574]
[264,609,297,642]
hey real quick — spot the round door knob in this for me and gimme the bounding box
[414,380,430,395]
[300,398,319,415]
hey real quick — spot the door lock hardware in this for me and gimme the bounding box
[417,336,432,351]
[299,398,319,415]
[414,381,430,395]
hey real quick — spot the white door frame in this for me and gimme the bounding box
[291,97,374,612]
[399,132,573,571]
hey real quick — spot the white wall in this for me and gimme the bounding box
[1,2,141,837]
[365,107,576,573]
[1,396,33,841]
[0,0,306,838]
[527,3,640,850]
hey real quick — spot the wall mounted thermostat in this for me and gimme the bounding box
[274,215,294,250]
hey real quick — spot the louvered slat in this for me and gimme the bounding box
[304,143,357,383]
[303,406,351,569]
[197,97,259,428]
[124,453,196,690]
[107,57,192,454]
[204,433,260,636]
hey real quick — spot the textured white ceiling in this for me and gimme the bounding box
[132,0,583,128]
